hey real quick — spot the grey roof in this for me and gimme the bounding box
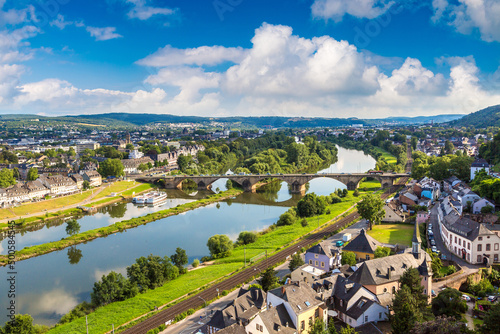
[214,324,247,334]
[258,304,296,334]
[345,297,376,319]
[349,252,432,286]
[306,241,336,258]
[342,229,382,254]
[471,158,489,168]
[268,281,323,315]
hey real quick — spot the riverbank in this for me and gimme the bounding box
[47,180,381,334]
[0,187,244,266]
[0,181,154,231]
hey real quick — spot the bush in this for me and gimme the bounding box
[187,308,195,315]
[200,256,211,263]
[353,189,360,197]
[237,231,258,245]
[222,290,229,296]
[301,219,308,227]
[192,259,200,268]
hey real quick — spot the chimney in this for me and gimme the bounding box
[269,302,273,309]
[277,324,281,331]
[285,322,289,327]
[281,286,285,295]
[387,267,391,280]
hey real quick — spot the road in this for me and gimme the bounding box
[120,177,408,334]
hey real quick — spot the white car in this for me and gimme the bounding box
[462,295,471,302]
[431,246,438,253]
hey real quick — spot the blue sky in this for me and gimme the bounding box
[1,0,499,118]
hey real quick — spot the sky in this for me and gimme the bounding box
[0,0,500,119]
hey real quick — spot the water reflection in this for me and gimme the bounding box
[67,247,83,265]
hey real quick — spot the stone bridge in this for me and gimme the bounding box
[137,172,407,194]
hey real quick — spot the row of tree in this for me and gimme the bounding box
[411,150,473,181]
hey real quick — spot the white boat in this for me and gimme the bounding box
[145,192,168,204]
[133,192,155,204]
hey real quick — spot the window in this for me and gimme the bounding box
[455,236,457,243]
[478,244,482,252]
[309,260,312,265]
[309,317,313,326]
[495,243,499,251]
[479,237,483,241]
[301,321,305,330]
[366,255,370,260]
[458,239,461,246]
[486,244,491,251]
[315,309,319,318]
[321,262,325,267]
[495,254,499,262]
[392,286,396,294]
[468,242,471,250]
[383,288,387,292]
[349,318,352,324]
[477,255,482,263]
[315,254,318,258]
[315,261,318,266]
[365,315,368,322]
[379,312,382,319]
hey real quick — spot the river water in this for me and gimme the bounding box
[0,146,375,326]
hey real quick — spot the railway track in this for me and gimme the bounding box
[122,174,410,334]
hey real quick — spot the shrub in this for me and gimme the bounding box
[187,308,195,315]
[222,290,229,296]
[301,219,308,227]
[200,256,211,263]
[277,212,296,226]
[192,259,200,268]
[237,231,258,245]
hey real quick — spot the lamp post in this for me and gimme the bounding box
[216,288,219,298]
[198,296,206,308]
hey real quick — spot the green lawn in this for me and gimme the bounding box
[373,147,398,166]
[367,223,414,246]
[93,181,143,199]
[48,187,372,334]
[9,191,94,217]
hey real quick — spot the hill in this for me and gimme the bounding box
[449,104,500,128]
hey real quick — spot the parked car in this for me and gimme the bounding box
[431,290,437,297]
[429,231,434,236]
[431,246,438,253]
[462,295,471,302]
[430,239,436,246]
[336,240,344,247]
[488,295,497,302]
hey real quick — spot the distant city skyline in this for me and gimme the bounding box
[0,0,499,118]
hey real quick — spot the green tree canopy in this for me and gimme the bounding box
[289,253,305,272]
[431,288,467,320]
[297,193,326,218]
[374,246,391,258]
[27,167,38,181]
[0,168,16,188]
[341,251,356,266]
[91,271,138,307]
[170,247,188,270]
[356,193,385,230]
[237,231,257,245]
[259,267,279,292]
[98,158,124,178]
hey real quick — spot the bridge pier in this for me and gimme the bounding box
[289,182,307,195]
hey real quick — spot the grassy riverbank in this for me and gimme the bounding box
[48,180,381,334]
[0,188,243,265]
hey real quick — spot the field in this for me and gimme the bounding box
[367,223,414,246]
[93,181,145,200]
[48,181,379,334]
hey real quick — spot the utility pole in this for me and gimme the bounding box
[112,324,115,334]
[244,246,246,267]
[86,316,89,334]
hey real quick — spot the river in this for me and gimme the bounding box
[0,146,376,326]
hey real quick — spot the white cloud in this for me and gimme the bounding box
[125,0,174,20]
[86,26,123,41]
[311,0,395,22]
[432,0,500,42]
[137,45,247,67]
[50,14,73,30]
[0,1,36,26]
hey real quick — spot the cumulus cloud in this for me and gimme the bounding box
[0,0,36,26]
[432,0,500,42]
[137,45,247,67]
[125,0,174,20]
[311,0,395,21]
[86,26,123,41]
[2,22,500,118]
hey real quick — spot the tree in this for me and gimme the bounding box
[91,271,138,306]
[411,137,418,150]
[445,140,455,154]
[98,159,124,178]
[374,246,391,258]
[277,212,296,226]
[82,180,90,190]
[207,235,233,258]
[125,143,134,150]
[237,231,257,245]
[259,267,279,292]
[297,193,326,218]
[481,205,494,214]
[399,268,428,310]
[390,285,422,334]
[192,259,200,268]
[289,253,305,271]
[341,251,356,266]
[177,154,192,173]
[0,314,37,334]
[481,303,500,333]
[26,167,38,181]
[308,318,326,334]
[431,288,467,319]
[356,193,385,230]
[410,316,471,334]
[126,254,179,292]
[12,167,20,180]
[0,168,16,188]
[65,219,81,236]
[170,247,188,270]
